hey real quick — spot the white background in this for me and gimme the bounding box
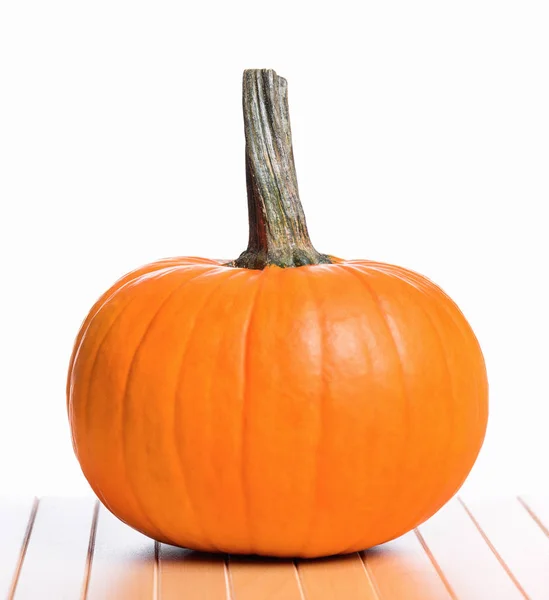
[1,0,547,497]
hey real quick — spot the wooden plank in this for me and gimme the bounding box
[0,497,37,599]
[296,553,377,600]
[417,498,525,600]
[158,545,228,600]
[519,495,549,538]
[85,503,156,600]
[362,531,452,600]
[12,496,96,600]
[229,556,303,600]
[3,495,548,600]
[460,496,549,599]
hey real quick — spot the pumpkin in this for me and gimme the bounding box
[67,69,488,558]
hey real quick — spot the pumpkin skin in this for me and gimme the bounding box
[67,255,488,558]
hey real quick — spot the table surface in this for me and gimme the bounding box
[1,495,548,600]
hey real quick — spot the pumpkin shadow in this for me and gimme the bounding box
[160,543,391,565]
[160,544,374,564]
[157,544,402,597]
[160,543,301,565]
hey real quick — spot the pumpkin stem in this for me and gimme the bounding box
[230,69,331,269]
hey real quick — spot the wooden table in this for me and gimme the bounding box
[1,495,548,599]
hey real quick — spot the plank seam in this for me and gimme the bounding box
[293,560,307,600]
[7,497,40,600]
[79,499,100,600]
[458,497,529,599]
[414,527,458,600]
[224,554,234,600]
[358,552,382,599]
[153,541,160,600]
[517,496,549,538]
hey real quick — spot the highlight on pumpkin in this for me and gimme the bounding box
[66,69,488,558]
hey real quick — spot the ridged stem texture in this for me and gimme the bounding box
[231,69,331,269]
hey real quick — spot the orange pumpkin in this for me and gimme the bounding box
[67,69,488,558]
